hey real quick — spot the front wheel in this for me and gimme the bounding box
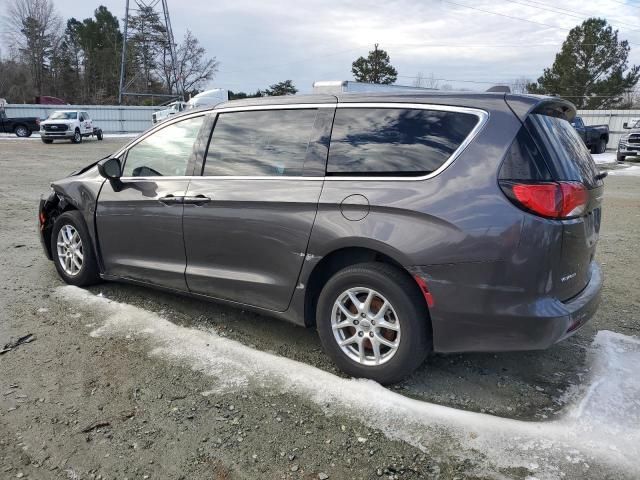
[41,138,53,144]
[96,129,103,140]
[51,211,100,286]
[316,262,431,384]
[596,138,607,154]
[71,129,82,144]
[617,153,626,162]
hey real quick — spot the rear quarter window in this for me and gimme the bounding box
[527,114,601,188]
[327,108,479,176]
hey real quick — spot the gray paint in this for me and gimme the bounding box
[40,91,603,354]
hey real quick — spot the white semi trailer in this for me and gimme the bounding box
[312,80,436,95]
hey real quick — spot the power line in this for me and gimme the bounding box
[442,0,640,46]
[500,0,640,34]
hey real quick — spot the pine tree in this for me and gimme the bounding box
[528,18,640,109]
[351,44,397,84]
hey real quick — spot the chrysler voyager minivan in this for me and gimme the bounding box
[39,92,604,384]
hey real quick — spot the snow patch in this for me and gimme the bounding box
[56,286,640,478]
[591,152,617,165]
[608,165,640,176]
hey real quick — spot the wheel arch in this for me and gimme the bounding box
[303,245,432,338]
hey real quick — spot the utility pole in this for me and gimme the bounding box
[118,0,182,104]
[118,0,129,104]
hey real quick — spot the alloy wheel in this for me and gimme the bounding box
[331,287,401,366]
[56,224,83,276]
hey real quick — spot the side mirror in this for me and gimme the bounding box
[97,157,122,180]
[623,122,629,129]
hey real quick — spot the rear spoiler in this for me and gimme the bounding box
[505,95,577,123]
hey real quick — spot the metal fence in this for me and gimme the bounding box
[577,109,640,151]
[4,104,162,133]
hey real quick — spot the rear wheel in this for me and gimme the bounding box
[14,125,29,137]
[71,129,82,144]
[316,262,430,384]
[51,211,100,286]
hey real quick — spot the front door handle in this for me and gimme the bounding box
[159,194,183,205]
[184,195,211,206]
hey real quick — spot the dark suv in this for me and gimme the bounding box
[39,92,604,384]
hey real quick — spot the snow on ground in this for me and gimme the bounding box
[608,165,640,177]
[56,286,640,479]
[592,152,618,165]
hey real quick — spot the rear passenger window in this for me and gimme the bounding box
[203,109,317,176]
[327,108,479,176]
[499,128,553,181]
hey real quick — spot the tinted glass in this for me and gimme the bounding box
[527,114,600,188]
[499,128,552,181]
[203,109,317,176]
[123,116,204,177]
[327,108,479,176]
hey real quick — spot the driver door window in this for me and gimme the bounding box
[123,116,204,177]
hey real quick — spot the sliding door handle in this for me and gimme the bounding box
[158,195,183,205]
[184,195,211,206]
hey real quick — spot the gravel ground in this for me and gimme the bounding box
[0,137,638,479]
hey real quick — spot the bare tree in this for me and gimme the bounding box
[3,0,62,95]
[159,30,218,96]
[511,76,533,94]
[413,72,440,89]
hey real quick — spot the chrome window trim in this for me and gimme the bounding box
[115,102,488,182]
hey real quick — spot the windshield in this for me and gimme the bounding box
[50,111,77,120]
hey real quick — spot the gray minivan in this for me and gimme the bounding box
[39,92,604,384]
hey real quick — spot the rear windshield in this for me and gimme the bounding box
[527,114,600,188]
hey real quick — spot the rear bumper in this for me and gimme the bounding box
[412,261,603,353]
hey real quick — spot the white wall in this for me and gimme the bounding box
[576,109,640,151]
[4,104,162,133]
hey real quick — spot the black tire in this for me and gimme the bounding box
[316,262,431,384]
[14,125,29,137]
[596,138,607,154]
[41,138,53,144]
[617,153,626,162]
[97,130,103,140]
[51,211,100,286]
[71,129,82,144]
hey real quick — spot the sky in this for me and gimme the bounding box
[9,0,640,93]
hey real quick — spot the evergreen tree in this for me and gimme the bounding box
[264,80,297,96]
[528,18,640,109]
[351,44,397,84]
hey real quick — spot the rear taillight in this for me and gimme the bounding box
[500,180,588,219]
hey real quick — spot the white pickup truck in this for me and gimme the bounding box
[40,110,103,144]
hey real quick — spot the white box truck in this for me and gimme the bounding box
[312,80,436,95]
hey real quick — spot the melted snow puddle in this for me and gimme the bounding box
[56,286,639,478]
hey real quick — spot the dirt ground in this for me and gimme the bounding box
[0,137,638,479]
